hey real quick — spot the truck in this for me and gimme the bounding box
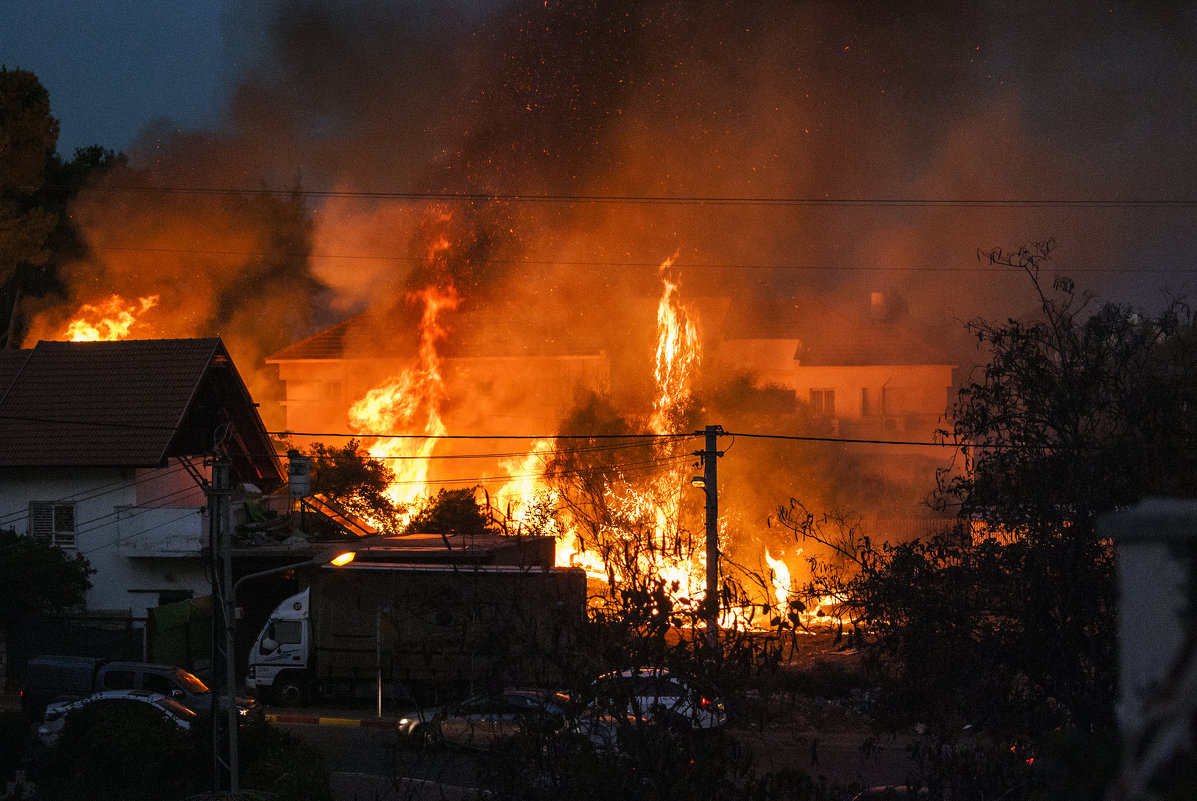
[20,655,256,721]
[245,561,589,705]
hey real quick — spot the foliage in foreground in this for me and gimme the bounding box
[34,702,332,801]
[777,242,1197,799]
[37,699,198,801]
[239,718,335,801]
[0,528,93,641]
[481,724,854,801]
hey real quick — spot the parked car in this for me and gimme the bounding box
[588,667,727,731]
[21,655,258,722]
[19,655,104,720]
[851,787,928,800]
[400,688,571,750]
[37,689,198,748]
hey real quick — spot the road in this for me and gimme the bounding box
[272,707,492,801]
[271,702,916,800]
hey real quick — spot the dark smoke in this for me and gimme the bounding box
[34,1,1197,528]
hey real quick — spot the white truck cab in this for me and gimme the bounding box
[245,588,312,704]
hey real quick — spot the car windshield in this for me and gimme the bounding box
[174,669,209,694]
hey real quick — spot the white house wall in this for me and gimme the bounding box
[0,464,213,622]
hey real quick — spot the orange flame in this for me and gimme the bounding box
[765,550,792,611]
[63,294,159,341]
[649,255,700,434]
[548,257,718,622]
[346,284,460,520]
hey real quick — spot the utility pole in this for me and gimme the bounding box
[692,424,724,649]
[208,459,239,792]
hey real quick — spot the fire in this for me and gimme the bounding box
[342,249,793,635]
[649,255,700,434]
[491,438,566,541]
[63,294,159,341]
[549,256,718,621]
[765,550,792,611]
[346,284,459,521]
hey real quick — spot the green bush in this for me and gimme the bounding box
[37,699,202,801]
[240,718,334,801]
[0,710,30,774]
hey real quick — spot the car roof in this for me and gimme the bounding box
[51,689,167,709]
[103,661,183,673]
[600,667,677,680]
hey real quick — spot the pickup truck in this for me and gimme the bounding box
[20,654,256,721]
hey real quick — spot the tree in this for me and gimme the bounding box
[0,68,127,344]
[403,487,495,537]
[0,528,93,636]
[306,439,400,535]
[780,241,1197,798]
[0,68,59,294]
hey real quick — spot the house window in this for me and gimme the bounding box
[809,389,836,417]
[29,502,77,549]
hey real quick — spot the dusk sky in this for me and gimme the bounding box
[1,0,228,156]
[2,0,1194,327]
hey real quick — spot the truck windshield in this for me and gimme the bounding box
[174,669,209,695]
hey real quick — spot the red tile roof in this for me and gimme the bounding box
[0,339,282,483]
[265,317,358,362]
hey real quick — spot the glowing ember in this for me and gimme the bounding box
[63,294,159,341]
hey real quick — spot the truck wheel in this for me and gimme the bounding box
[275,676,306,706]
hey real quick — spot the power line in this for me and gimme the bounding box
[41,183,1197,208]
[276,429,690,442]
[86,244,1196,275]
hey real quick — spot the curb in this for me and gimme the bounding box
[266,712,401,729]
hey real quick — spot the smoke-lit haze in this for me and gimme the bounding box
[9,2,1197,573]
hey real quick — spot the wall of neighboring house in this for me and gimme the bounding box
[711,338,801,388]
[0,463,212,623]
[273,358,351,438]
[789,363,954,431]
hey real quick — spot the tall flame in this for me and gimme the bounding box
[649,255,700,434]
[551,256,715,621]
[346,284,460,519]
[63,294,159,341]
[765,550,792,612]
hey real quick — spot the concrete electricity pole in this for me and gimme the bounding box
[208,458,239,792]
[692,424,724,649]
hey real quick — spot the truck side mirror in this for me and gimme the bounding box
[260,637,279,655]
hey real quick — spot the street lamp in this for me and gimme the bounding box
[221,548,355,792]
